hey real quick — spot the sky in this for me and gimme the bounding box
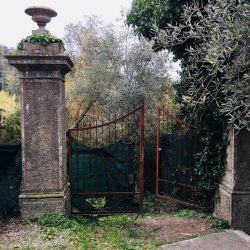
[0,0,180,79]
[0,0,133,48]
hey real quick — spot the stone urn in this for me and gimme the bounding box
[20,6,64,55]
[25,6,57,35]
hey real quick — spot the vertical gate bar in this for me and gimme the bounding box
[109,114,111,144]
[76,129,79,191]
[127,107,130,140]
[162,106,165,192]
[132,110,136,185]
[180,123,182,186]
[68,129,72,185]
[133,110,136,143]
[189,133,192,183]
[139,104,145,214]
[114,113,117,142]
[95,120,98,147]
[92,114,94,147]
[101,116,104,145]
[185,132,187,185]
[121,117,124,139]
[126,130,129,202]
[156,107,160,196]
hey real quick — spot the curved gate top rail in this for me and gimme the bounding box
[69,105,144,132]
[68,105,144,215]
[157,107,198,129]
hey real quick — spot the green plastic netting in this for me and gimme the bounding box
[0,144,22,216]
[70,138,139,213]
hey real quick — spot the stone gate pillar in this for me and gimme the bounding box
[214,128,250,233]
[6,7,73,218]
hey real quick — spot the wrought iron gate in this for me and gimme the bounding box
[68,105,144,215]
[155,107,201,208]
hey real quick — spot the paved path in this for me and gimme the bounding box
[157,230,250,250]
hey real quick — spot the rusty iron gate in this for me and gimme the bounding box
[68,105,144,215]
[155,107,201,208]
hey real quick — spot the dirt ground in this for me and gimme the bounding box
[0,218,70,249]
[129,215,215,242]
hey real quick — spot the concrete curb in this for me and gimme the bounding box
[157,230,250,250]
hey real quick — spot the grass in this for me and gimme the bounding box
[173,209,207,218]
[27,210,227,249]
[31,213,164,250]
[31,213,77,228]
[11,200,229,250]
[71,215,165,249]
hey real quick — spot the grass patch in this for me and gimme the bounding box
[31,213,77,229]
[42,227,59,240]
[20,208,226,249]
[30,213,164,249]
[174,209,208,218]
[71,215,164,249]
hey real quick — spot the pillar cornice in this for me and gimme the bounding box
[6,54,73,74]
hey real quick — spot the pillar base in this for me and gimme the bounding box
[19,184,71,218]
[214,184,250,234]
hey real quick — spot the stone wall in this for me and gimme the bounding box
[214,128,250,233]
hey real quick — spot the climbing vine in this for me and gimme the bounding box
[192,109,228,210]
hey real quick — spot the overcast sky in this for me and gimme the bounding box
[0,0,133,48]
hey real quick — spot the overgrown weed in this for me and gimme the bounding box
[210,218,230,229]
[20,206,227,249]
[174,209,208,218]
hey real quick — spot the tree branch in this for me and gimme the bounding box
[71,100,95,129]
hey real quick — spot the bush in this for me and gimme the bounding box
[211,218,230,229]
[0,108,21,144]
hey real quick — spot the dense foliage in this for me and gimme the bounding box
[128,0,250,208]
[0,45,19,95]
[127,0,208,58]
[158,0,250,131]
[64,16,177,130]
[0,46,20,144]
[0,107,21,144]
[0,91,21,144]
[178,1,249,207]
[17,34,64,50]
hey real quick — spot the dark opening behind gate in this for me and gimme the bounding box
[68,105,144,215]
[156,107,201,208]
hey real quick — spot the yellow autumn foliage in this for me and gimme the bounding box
[0,91,18,117]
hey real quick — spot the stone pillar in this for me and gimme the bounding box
[6,7,73,218]
[214,128,250,233]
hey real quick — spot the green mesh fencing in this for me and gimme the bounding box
[70,138,139,213]
[0,144,22,216]
[159,133,201,204]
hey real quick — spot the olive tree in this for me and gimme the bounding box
[63,16,177,129]
[156,0,250,130]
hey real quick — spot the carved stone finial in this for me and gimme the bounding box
[25,6,57,35]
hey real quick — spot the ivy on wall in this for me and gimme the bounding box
[193,110,228,210]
